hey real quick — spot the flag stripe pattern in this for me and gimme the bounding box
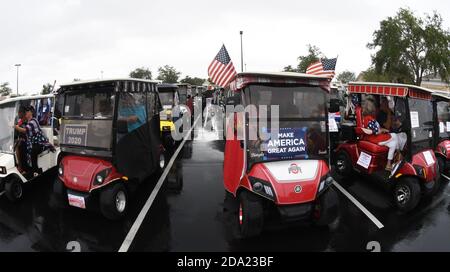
[208,45,237,87]
[306,58,337,78]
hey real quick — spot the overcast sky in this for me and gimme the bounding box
[0,0,449,94]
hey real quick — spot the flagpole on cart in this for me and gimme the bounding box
[240,31,244,72]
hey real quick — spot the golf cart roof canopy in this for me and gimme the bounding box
[58,78,159,93]
[177,83,192,87]
[432,92,450,101]
[157,83,179,91]
[0,94,54,105]
[229,72,331,92]
[348,82,434,100]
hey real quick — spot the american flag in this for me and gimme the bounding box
[208,45,237,87]
[306,58,337,78]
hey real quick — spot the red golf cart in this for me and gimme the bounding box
[432,92,450,182]
[334,82,439,212]
[54,79,164,220]
[224,72,339,238]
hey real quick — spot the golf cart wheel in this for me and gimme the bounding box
[394,177,421,213]
[428,160,441,196]
[335,151,352,177]
[53,178,68,207]
[5,176,23,202]
[237,190,264,238]
[163,133,175,150]
[158,152,166,170]
[437,156,449,184]
[314,186,339,226]
[100,182,128,220]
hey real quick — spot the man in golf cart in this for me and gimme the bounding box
[14,106,55,177]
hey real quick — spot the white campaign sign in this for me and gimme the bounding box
[440,122,445,133]
[410,111,420,128]
[328,117,339,132]
[357,152,372,169]
[423,151,435,166]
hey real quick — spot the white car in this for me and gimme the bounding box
[0,94,60,201]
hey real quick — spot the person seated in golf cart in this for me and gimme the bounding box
[360,98,401,171]
[117,93,147,133]
[14,106,55,177]
[14,106,28,174]
[377,97,394,130]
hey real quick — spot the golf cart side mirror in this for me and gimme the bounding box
[226,95,241,107]
[329,98,340,113]
[117,120,128,134]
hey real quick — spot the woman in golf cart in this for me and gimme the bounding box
[361,97,406,171]
[14,106,55,177]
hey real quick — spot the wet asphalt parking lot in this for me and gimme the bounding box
[0,120,450,252]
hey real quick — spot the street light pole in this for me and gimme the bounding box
[240,31,244,73]
[15,64,21,95]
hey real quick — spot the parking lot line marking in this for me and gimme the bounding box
[332,181,384,229]
[441,174,450,181]
[118,116,201,252]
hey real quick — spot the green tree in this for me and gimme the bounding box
[359,67,390,82]
[129,67,152,80]
[157,65,181,83]
[41,83,53,95]
[282,65,297,72]
[0,82,12,96]
[337,71,356,84]
[297,44,323,73]
[368,8,450,85]
[180,76,205,86]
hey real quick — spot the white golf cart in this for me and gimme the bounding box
[0,94,60,201]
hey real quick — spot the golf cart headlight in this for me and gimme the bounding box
[96,175,104,184]
[252,182,263,192]
[249,176,276,201]
[58,166,63,176]
[0,166,6,175]
[94,168,111,186]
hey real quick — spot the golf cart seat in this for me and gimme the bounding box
[353,106,389,154]
[354,106,366,136]
[358,140,389,154]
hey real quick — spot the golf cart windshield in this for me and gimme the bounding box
[437,100,450,139]
[159,91,175,106]
[178,89,187,104]
[0,102,16,153]
[409,98,433,144]
[60,89,115,151]
[245,85,328,164]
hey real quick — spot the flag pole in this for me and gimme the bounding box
[240,31,244,72]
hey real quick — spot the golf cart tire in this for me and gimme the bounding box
[5,176,23,202]
[437,156,449,185]
[428,161,441,196]
[314,186,339,226]
[394,177,421,213]
[335,151,353,177]
[53,179,68,207]
[100,182,128,220]
[238,190,264,238]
